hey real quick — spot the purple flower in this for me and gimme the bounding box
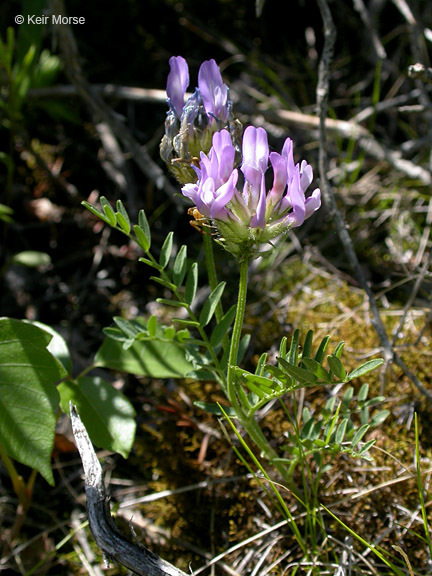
[182,126,321,259]
[166,56,190,117]
[182,131,238,219]
[161,55,241,185]
[198,59,229,123]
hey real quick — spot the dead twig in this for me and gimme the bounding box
[256,106,431,186]
[49,0,183,214]
[315,0,432,403]
[69,403,188,576]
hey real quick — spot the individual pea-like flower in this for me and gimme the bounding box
[182,126,321,261]
[160,56,242,185]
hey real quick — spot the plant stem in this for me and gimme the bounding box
[226,258,248,394]
[226,260,298,493]
[0,444,24,503]
[203,233,229,352]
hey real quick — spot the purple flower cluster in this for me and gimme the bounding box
[182,126,321,259]
[160,56,240,184]
[167,56,230,124]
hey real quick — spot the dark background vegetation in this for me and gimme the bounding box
[1,0,432,573]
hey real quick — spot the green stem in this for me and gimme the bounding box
[226,260,298,493]
[227,259,249,392]
[203,233,229,352]
[0,443,24,503]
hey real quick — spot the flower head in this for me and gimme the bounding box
[160,56,242,185]
[182,126,321,260]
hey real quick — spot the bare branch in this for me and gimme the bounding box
[70,403,188,576]
[315,0,432,403]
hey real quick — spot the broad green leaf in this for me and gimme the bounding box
[185,262,198,305]
[327,355,346,381]
[138,209,151,251]
[95,335,194,378]
[199,282,226,327]
[58,376,135,458]
[100,197,116,227]
[0,318,67,485]
[173,245,187,287]
[31,321,72,373]
[159,231,174,269]
[347,359,384,381]
[11,251,51,268]
[210,305,236,348]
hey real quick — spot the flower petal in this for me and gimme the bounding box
[268,151,288,204]
[250,174,267,228]
[198,59,229,121]
[304,188,321,218]
[167,56,189,117]
[210,170,238,219]
[288,167,306,226]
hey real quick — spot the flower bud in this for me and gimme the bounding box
[160,56,242,185]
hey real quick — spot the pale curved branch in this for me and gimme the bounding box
[70,403,188,576]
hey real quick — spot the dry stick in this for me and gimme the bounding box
[70,404,188,576]
[258,107,431,186]
[315,0,432,403]
[352,0,387,60]
[49,0,183,209]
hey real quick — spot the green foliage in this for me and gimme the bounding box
[0,318,65,485]
[0,203,14,223]
[0,317,136,485]
[95,317,196,379]
[10,250,51,268]
[58,376,135,459]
